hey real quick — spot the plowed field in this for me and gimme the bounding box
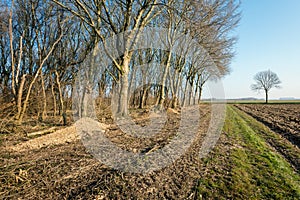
[236,104,300,147]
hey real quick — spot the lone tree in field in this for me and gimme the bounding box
[251,70,281,104]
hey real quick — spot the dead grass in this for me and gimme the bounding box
[0,105,212,199]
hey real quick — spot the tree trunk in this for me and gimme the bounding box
[170,75,179,109]
[155,86,161,106]
[40,70,47,121]
[118,73,129,116]
[182,79,189,107]
[18,75,38,122]
[118,59,129,116]
[171,96,178,109]
[265,90,268,104]
[128,66,136,104]
[131,89,136,107]
[168,67,175,108]
[194,76,199,105]
[198,86,203,104]
[51,76,57,116]
[80,86,86,118]
[97,74,105,107]
[9,4,16,99]
[140,85,150,109]
[175,74,182,107]
[139,89,144,109]
[188,83,193,106]
[15,74,26,120]
[55,70,64,116]
[157,52,172,109]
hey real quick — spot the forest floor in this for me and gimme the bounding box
[0,104,299,199]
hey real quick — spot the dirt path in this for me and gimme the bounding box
[7,126,78,152]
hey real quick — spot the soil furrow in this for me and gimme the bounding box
[234,105,300,172]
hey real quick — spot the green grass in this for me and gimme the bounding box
[196,105,300,199]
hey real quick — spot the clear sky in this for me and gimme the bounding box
[221,0,300,99]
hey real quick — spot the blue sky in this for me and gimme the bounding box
[221,0,300,99]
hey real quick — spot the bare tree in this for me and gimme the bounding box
[10,0,66,122]
[251,69,281,104]
[52,0,164,116]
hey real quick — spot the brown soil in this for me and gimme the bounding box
[0,104,223,199]
[235,104,300,147]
